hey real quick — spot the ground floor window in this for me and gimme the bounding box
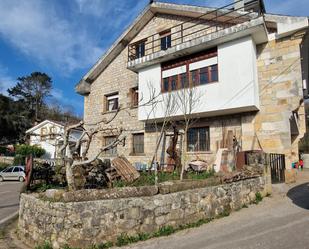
[187,126,210,152]
[132,133,144,154]
[104,136,117,156]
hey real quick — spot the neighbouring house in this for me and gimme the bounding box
[75,0,309,179]
[26,120,83,159]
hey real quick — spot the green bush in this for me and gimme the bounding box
[13,154,25,165]
[15,144,45,158]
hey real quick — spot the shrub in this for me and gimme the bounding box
[255,192,263,204]
[34,241,53,249]
[0,162,11,171]
[13,154,25,165]
[15,144,45,158]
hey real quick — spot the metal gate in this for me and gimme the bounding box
[269,153,285,183]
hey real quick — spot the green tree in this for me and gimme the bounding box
[8,72,52,121]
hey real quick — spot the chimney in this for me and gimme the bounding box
[234,0,244,11]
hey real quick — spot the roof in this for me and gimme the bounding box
[26,120,83,134]
[75,0,308,95]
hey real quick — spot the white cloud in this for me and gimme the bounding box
[0,0,104,74]
[50,88,84,111]
[0,64,15,95]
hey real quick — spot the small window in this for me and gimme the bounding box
[105,93,119,112]
[50,127,56,139]
[187,127,210,152]
[133,133,144,154]
[41,127,48,141]
[104,136,117,156]
[135,41,145,58]
[131,87,139,107]
[160,30,171,51]
[163,78,169,92]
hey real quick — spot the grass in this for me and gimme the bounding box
[0,228,5,240]
[254,192,263,204]
[113,171,215,188]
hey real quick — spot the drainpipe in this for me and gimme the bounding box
[234,0,244,11]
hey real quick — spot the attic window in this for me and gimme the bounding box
[160,30,171,51]
[135,41,145,58]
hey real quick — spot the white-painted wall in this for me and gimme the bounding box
[28,122,82,159]
[138,36,259,121]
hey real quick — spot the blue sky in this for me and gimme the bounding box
[0,0,308,116]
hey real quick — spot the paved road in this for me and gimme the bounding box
[122,172,309,249]
[0,182,22,225]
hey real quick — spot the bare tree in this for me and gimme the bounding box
[174,85,203,180]
[145,82,178,184]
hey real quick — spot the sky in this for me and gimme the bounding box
[0,0,308,117]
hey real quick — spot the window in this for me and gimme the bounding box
[200,67,209,85]
[163,78,169,92]
[130,87,139,107]
[160,30,171,51]
[105,93,119,112]
[133,133,144,154]
[171,75,178,90]
[135,41,145,58]
[191,70,199,86]
[180,73,188,88]
[210,65,218,82]
[50,127,56,139]
[161,47,218,92]
[13,167,20,172]
[187,127,210,152]
[3,167,13,173]
[41,127,48,141]
[190,65,218,86]
[104,136,117,156]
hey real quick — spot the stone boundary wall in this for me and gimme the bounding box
[18,175,271,249]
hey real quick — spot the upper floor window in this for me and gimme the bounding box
[49,126,57,139]
[105,93,119,112]
[160,30,171,51]
[135,41,145,58]
[41,127,48,141]
[161,48,218,92]
[130,87,139,107]
[187,126,210,152]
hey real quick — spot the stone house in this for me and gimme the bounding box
[26,120,83,159]
[76,0,309,177]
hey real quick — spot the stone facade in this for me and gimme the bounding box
[18,176,270,249]
[82,9,307,175]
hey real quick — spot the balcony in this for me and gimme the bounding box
[127,0,267,71]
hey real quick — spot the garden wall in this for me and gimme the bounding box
[18,176,271,249]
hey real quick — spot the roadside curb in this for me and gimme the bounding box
[0,210,19,229]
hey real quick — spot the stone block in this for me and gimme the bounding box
[285,169,296,183]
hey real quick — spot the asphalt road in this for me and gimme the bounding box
[122,172,309,249]
[0,182,22,226]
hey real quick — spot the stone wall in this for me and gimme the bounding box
[19,176,270,249]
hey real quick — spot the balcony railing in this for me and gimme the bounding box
[128,0,264,62]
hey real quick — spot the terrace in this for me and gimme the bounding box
[127,0,267,71]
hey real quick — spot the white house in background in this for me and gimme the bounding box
[26,120,83,159]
